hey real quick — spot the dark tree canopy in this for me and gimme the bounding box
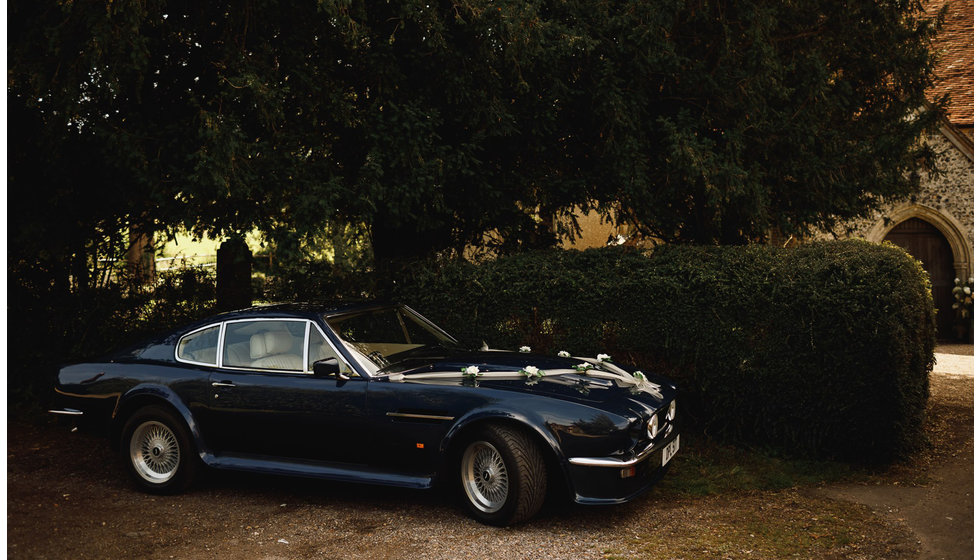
[9,0,944,285]
[577,0,944,244]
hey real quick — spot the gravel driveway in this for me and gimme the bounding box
[7,418,665,560]
[9,368,970,559]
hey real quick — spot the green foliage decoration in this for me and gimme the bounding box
[952,277,973,320]
[391,242,935,463]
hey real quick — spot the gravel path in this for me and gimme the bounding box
[9,366,971,559]
[7,419,655,559]
[812,372,974,560]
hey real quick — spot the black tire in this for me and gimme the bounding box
[120,405,198,494]
[458,424,547,526]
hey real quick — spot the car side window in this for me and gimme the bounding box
[308,328,355,376]
[176,325,220,365]
[222,320,305,372]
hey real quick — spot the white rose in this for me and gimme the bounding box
[465,365,481,375]
[597,353,611,362]
[558,350,571,358]
[520,346,531,353]
[524,365,539,376]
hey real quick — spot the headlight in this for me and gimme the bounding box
[667,400,677,421]
[646,414,659,439]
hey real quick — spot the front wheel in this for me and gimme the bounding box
[459,425,547,526]
[121,405,197,494]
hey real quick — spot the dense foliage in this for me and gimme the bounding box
[9,0,943,282]
[8,268,217,409]
[8,0,943,431]
[388,242,935,463]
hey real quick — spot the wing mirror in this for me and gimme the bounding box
[313,357,348,380]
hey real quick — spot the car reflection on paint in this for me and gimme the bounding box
[51,302,679,525]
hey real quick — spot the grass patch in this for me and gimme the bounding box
[624,493,917,560]
[652,432,857,498]
[600,373,969,560]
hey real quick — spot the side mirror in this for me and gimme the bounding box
[313,357,344,378]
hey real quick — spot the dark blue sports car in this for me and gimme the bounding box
[51,302,679,525]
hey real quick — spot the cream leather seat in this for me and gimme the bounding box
[224,341,252,367]
[249,331,303,370]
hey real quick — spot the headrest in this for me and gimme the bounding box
[250,331,294,359]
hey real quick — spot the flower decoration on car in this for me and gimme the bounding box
[520,365,544,385]
[597,353,612,362]
[632,371,647,382]
[462,365,482,378]
[519,346,531,353]
[573,363,593,374]
[557,350,571,358]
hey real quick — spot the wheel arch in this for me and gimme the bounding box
[110,384,204,456]
[441,411,574,500]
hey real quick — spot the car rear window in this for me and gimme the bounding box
[176,325,220,365]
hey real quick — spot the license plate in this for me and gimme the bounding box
[662,435,680,467]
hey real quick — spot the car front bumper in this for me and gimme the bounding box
[567,432,678,505]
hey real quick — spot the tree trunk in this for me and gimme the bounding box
[126,227,156,284]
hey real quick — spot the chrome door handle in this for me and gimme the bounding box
[211,381,236,388]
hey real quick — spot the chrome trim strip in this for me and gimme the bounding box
[215,364,313,375]
[302,321,311,373]
[386,412,455,421]
[216,321,227,368]
[48,408,84,416]
[568,440,662,468]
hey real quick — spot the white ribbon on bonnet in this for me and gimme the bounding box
[388,356,664,398]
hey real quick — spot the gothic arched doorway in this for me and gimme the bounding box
[884,218,956,339]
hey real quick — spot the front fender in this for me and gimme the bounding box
[439,405,577,497]
[442,407,564,459]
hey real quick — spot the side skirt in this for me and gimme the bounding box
[202,452,435,490]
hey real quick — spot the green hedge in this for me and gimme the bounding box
[394,241,935,463]
[8,267,217,410]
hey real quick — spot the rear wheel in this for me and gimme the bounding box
[121,405,197,494]
[459,425,547,526]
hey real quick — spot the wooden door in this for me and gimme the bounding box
[884,218,955,339]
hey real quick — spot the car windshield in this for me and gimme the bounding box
[325,306,460,371]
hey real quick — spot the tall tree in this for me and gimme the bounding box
[9,0,943,287]
[573,0,944,243]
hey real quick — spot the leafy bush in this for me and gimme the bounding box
[257,259,377,303]
[8,266,217,410]
[394,241,934,463]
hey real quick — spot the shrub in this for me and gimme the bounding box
[257,259,376,303]
[8,266,217,410]
[394,241,934,463]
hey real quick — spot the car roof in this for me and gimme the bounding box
[207,300,394,322]
[107,301,400,362]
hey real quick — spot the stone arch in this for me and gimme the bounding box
[866,202,973,281]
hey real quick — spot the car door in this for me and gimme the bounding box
[362,379,489,475]
[202,318,370,464]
